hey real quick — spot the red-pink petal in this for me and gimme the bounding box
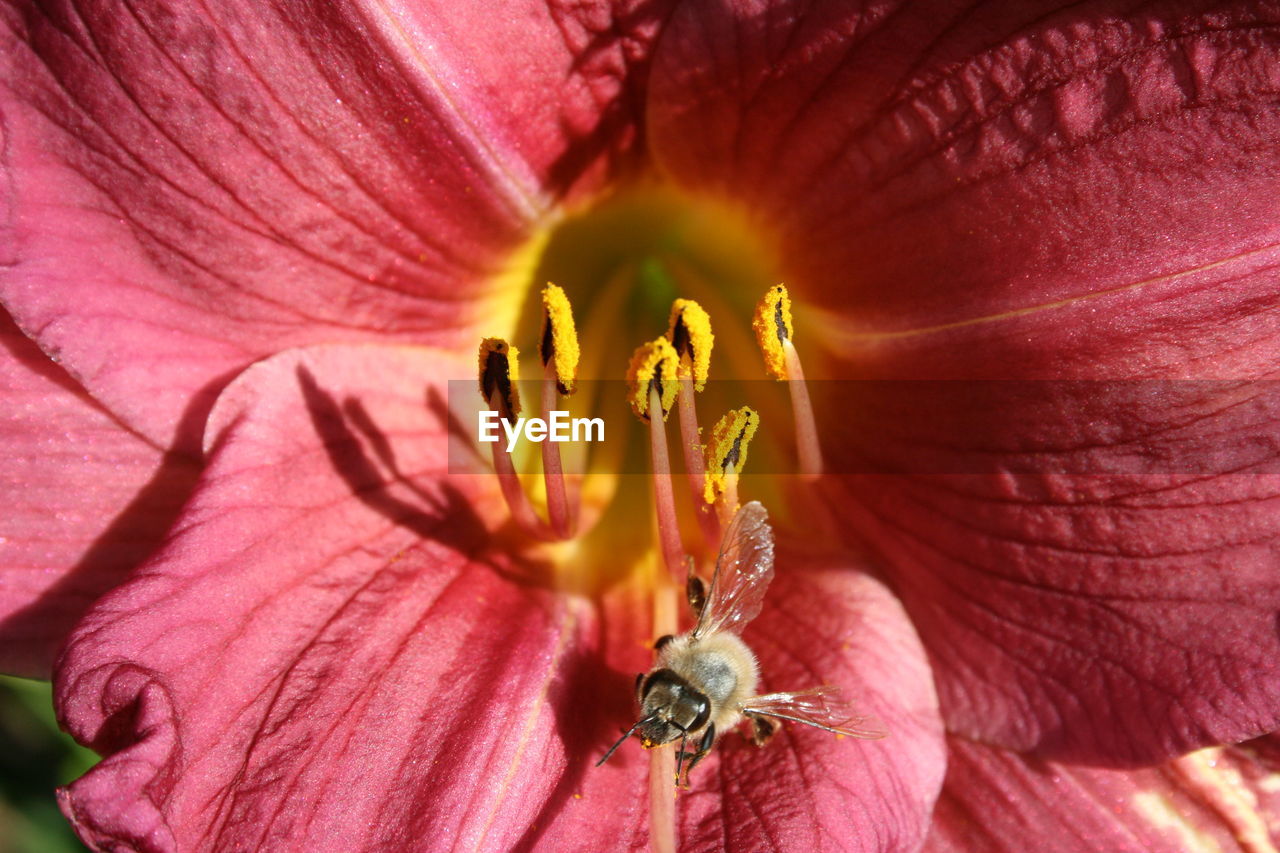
[52,344,678,851]
[0,313,197,678]
[54,344,584,850]
[818,379,1280,764]
[649,0,1280,764]
[673,547,946,852]
[648,2,1280,354]
[0,0,669,447]
[926,736,1280,852]
[54,342,945,851]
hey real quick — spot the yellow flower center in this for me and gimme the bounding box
[475,185,810,595]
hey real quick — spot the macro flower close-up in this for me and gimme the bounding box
[3,0,1280,850]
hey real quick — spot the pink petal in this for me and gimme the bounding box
[1,0,669,447]
[649,0,1280,763]
[673,547,946,852]
[648,2,1280,354]
[926,736,1280,852]
[54,342,945,851]
[53,344,663,851]
[819,380,1280,764]
[0,312,197,678]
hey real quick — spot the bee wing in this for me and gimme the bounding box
[741,686,886,739]
[692,500,775,639]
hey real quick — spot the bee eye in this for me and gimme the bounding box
[641,668,679,699]
[689,691,711,732]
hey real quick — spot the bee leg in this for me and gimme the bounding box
[677,723,717,787]
[685,569,706,618]
[747,713,778,747]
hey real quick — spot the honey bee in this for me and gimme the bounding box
[597,501,884,785]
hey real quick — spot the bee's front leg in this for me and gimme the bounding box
[676,723,716,787]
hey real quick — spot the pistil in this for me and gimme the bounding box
[754,285,823,479]
[648,564,679,853]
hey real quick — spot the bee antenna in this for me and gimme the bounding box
[596,713,659,767]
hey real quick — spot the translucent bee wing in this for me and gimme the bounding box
[741,686,887,739]
[692,501,775,639]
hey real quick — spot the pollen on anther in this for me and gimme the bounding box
[540,283,579,395]
[626,338,679,422]
[666,299,714,391]
[752,284,793,381]
[703,407,759,503]
[478,337,521,421]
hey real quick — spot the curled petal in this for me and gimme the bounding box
[53,345,645,850]
[0,313,196,678]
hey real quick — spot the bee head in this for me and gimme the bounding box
[595,669,712,769]
[638,668,711,742]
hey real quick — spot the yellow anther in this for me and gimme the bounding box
[665,299,714,391]
[752,284,793,381]
[702,407,759,504]
[626,337,679,422]
[539,283,579,395]
[477,337,521,421]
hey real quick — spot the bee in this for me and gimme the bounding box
[596,500,884,785]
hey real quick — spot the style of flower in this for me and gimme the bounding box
[3,1,1280,851]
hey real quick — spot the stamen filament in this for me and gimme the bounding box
[716,465,740,528]
[540,362,573,539]
[676,372,720,551]
[783,339,823,480]
[477,338,558,540]
[488,390,554,541]
[649,385,686,581]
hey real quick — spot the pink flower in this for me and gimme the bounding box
[3,1,1280,850]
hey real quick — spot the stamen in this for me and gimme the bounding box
[627,339,685,581]
[626,337,679,423]
[703,407,758,522]
[476,339,552,540]
[752,284,822,479]
[666,300,719,551]
[539,283,579,538]
[540,283,580,395]
[478,337,522,420]
[666,299,713,391]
